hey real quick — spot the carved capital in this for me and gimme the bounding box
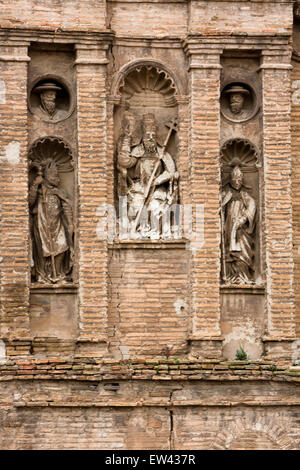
[75,43,109,67]
[0,44,30,62]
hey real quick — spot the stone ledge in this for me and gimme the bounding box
[220,285,265,294]
[0,28,114,43]
[30,284,78,294]
[12,398,300,409]
[109,239,188,249]
[0,358,299,383]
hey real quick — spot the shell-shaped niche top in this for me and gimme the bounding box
[28,136,74,174]
[220,138,260,171]
[119,65,177,108]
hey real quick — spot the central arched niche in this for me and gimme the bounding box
[119,64,177,108]
[113,61,180,240]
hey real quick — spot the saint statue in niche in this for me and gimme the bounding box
[117,112,179,239]
[221,165,256,284]
[29,159,74,284]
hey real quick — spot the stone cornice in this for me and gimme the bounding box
[0,28,115,46]
[183,33,291,50]
[0,29,291,49]
[113,36,183,48]
[183,33,292,62]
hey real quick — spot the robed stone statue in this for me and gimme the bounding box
[117,113,179,239]
[29,159,74,283]
[221,165,256,284]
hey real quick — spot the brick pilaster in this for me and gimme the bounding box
[0,43,31,341]
[184,41,223,358]
[75,43,110,348]
[261,50,296,358]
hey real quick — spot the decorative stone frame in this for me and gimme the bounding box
[110,58,185,104]
[220,80,260,123]
[28,74,75,123]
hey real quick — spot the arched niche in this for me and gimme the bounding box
[113,61,180,150]
[211,416,297,450]
[111,59,184,100]
[112,61,181,240]
[29,136,75,200]
[28,136,76,284]
[220,138,261,285]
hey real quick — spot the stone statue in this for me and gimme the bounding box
[224,85,250,119]
[117,113,179,239]
[221,165,256,284]
[34,82,62,120]
[29,159,74,283]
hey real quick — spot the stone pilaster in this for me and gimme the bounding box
[75,42,110,355]
[0,43,31,343]
[261,49,296,359]
[184,40,224,359]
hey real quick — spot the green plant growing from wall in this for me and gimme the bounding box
[235,346,248,361]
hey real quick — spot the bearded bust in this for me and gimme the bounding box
[34,82,62,120]
[223,85,250,121]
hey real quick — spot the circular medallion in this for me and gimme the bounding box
[220,82,259,123]
[28,75,74,123]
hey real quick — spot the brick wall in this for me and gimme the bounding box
[189,0,293,35]
[0,0,299,451]
[0,0,107,30]
[185,45,222,352]
[0,45,30,339]
[291,55,300,338]
[0,376,299,449]
[108,1,187,37]
[261,50,295,340]
[76,44,109,342]
[108,246,190,357]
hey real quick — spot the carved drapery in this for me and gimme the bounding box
[114,62,180,240]
[220,138,260,285]
[28,137,75,285]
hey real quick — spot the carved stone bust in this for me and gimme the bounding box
[34,82,62,120]
[220,83,258,123]
[29,77,74,123]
